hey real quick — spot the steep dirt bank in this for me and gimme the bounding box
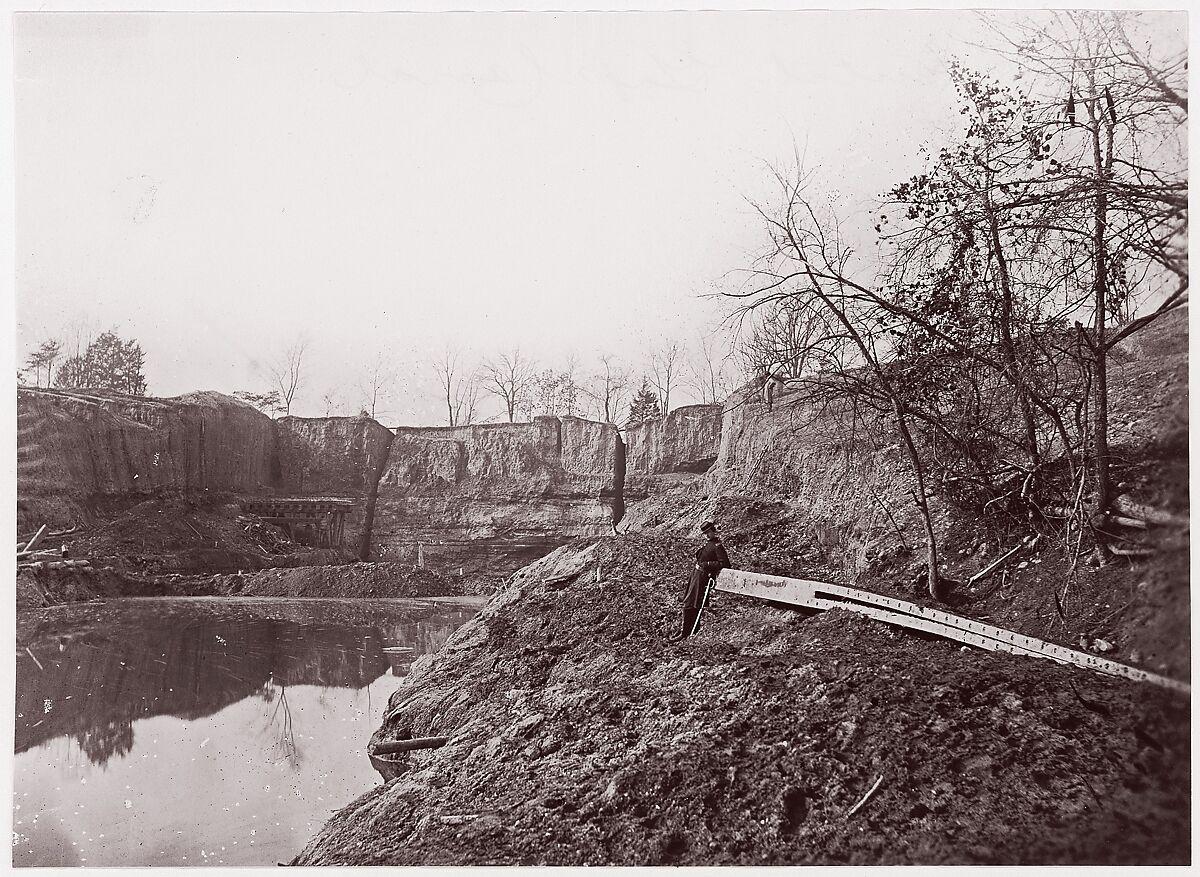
[623,308,1189,588]
[294,535,1188,866]
[16,567,179,610]
[17,389,275,531]
[275,414,395,555]
[13,491,363,610]
[372,417,624,572]
[618,309,1189,677]
[17,390,674,580]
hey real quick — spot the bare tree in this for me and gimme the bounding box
[320,387,344,417]
[648,341,683,415]
[584,354,629,424]
[433,345,482,427]
[685,331,737,405]
[527,357,584,418]
[978,10,1188,554]
[269,337,308,417]
[359,352,397,420]
[736,296,839,385]
[732,166,950,600]
[560,352,583,416]
[480,349,536,423]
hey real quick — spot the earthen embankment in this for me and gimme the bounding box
[17,388,274,531]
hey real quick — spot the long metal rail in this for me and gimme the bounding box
[715,568,1189,696]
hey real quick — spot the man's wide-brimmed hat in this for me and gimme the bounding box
[700,521,718,534]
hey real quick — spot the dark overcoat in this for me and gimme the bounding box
[685,537,731,608]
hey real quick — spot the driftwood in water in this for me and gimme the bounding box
[373,736,450,755]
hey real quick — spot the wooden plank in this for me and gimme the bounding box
[716,569,1189,695]
[17,524,48,558]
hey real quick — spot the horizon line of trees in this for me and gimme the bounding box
[19,329,148,396]
[18,323,760,428]
[224,334,756,429]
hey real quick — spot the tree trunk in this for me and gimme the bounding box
[894,398,943,600]
[985,188,1040,466]
[1088,90,1114,561]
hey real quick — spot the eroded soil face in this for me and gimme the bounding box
[294,535,1189,866]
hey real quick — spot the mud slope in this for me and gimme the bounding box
[294,535,1188,866]
[205,561,480,598]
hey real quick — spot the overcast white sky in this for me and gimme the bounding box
[11,8,1186,423]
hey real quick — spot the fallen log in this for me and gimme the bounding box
[372,736,450,755]
[21,548,64,560]
[1107,515,1149,530]
[1112,497,1187,527]
[1109,546,1154,558]
[18,524,77,542]
[17,525,48,558]
[24,648,43,671]
[437,814,479,825]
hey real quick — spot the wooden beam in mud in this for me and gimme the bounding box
[372,736,450,755]
[715,568,1190,696]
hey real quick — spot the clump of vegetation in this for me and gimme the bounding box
[728,11,1187,598]
[23,329,150,395]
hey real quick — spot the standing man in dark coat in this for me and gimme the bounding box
[674,521,731,640]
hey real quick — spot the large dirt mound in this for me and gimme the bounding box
[15,567,177,610]
[294,535,1188,866]
[46,492,353,576]
[205,561,482,599]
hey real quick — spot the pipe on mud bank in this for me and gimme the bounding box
[372,736,449,755]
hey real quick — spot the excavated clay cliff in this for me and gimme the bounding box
[372,416,625,571]
[623,404,723,500]
[706,388,918,578]
[17,388,275,531]
[618,382,952,584]
[274,415,396,554]
[16,387,729,572]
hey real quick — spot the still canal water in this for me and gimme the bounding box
[13,596,483,867]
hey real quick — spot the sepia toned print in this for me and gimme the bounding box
[13,8,1188,866]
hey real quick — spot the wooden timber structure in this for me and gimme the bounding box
[715,568,1190,696]
[239,497,356,548]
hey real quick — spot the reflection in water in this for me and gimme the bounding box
[12,597,480,867]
